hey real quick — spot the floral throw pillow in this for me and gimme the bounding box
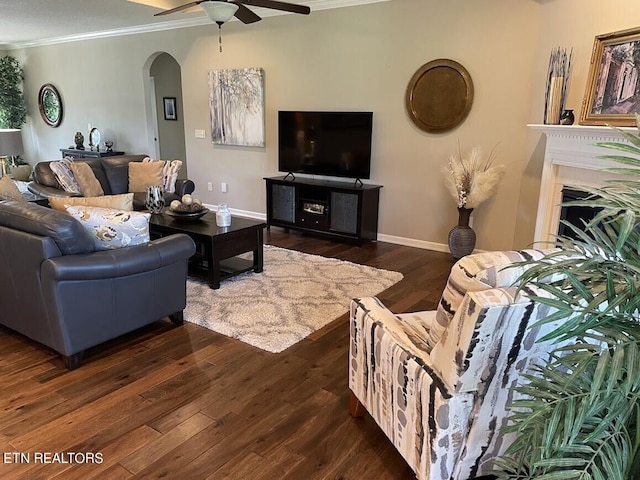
[65,205,150,250]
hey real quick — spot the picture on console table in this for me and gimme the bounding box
[581,26,640,126]
[208,68,265,147]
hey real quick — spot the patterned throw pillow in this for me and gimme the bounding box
[128,161,165,193]
[48,193,134,213]
[0,176,27,202]
[69,162,104,197]
[143,157,182,193]
[49,157,81,194]
[65,205,150,251]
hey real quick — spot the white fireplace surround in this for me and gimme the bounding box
[531,124,635,245]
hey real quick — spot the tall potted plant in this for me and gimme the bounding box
[0,55,28,175]
[0,55,27,130]
[494,117,640,479]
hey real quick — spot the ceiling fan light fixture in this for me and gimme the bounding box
[201,1,239,24]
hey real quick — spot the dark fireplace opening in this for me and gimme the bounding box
[558,188,601,241]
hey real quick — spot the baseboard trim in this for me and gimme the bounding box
[211,205,474,254]
[376,233,449,252]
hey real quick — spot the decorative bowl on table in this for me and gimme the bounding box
[166,207,209,221]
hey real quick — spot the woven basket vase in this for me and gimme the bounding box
[448,207,476,260]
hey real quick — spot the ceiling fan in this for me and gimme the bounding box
[154,0,311,26]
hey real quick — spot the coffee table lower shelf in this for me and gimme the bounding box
[188,257,257,284]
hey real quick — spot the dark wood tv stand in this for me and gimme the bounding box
[264,176,382,243]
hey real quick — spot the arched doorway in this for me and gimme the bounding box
[142,52,188,178]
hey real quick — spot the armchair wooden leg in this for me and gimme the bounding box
[349,390,366,418]
[169,311,184,325]
[63,351,84,370]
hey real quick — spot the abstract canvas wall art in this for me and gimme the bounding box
[209,68,265,147]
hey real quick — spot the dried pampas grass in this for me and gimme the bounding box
[443,145,505,208]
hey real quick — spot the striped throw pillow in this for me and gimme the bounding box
[49,157,81,194]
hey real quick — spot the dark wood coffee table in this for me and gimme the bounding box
[149,211,266,289]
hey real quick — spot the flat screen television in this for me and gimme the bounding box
[278,111,373,180]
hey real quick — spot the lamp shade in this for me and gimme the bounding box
[201,1,239,23]
[0,129,24,157]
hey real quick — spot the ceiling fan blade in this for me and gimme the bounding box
[237,0,310,15]
[233,3,262,23]
[153,0,204,16]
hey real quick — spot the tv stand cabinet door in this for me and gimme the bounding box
[269,183,296,224]
[329,191,359,235]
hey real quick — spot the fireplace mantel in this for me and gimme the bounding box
[530,124,634,244]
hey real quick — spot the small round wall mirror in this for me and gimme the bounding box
[38,84,63,127]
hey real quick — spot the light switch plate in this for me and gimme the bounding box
[195,129,206,139]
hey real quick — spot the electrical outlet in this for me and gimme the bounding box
[88,123,91,131]
[221,182,227,193]
[195,129,206,139]
[207,182,213,192]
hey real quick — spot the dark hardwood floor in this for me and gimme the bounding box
[0,229,455,480]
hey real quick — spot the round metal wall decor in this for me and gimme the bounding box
[405,59,474,133]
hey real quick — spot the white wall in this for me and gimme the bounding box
[20,0,640,253]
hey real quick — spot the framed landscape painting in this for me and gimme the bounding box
[209,68,265,147]
[580,27,640,126]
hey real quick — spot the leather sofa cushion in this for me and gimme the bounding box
[0,201,95,255]
[33,161,62,188]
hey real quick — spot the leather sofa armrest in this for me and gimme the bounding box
[42,234,196,281]
[175,179,195,197]
[27,182,81,199]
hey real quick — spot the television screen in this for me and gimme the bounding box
[278,111,373,180]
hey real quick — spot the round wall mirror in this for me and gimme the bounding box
[38,84,63,127]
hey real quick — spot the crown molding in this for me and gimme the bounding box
[4,0,389,50]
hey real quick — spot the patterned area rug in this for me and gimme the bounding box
[184,245,403,353]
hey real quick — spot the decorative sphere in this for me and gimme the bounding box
[170,200,182,210]
[192,198,202,206]
[182,194,193,205]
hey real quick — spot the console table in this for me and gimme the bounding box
[61,149,125,159]
[264,176,382,244]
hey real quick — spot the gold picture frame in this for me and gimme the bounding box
[580,26,640,126]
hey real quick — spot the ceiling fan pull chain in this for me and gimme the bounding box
[217,22,224,53]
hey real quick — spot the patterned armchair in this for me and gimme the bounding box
[349,250,562,480]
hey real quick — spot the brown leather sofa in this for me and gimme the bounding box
[27,155,195,210]
[0,200,196,369]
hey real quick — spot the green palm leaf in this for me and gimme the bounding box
[495,118,640,480]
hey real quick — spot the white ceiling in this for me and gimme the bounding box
[0,0,388,49]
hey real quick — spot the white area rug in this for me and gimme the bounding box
[184,245,403,353]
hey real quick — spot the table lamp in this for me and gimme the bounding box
[0,129,24,177]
